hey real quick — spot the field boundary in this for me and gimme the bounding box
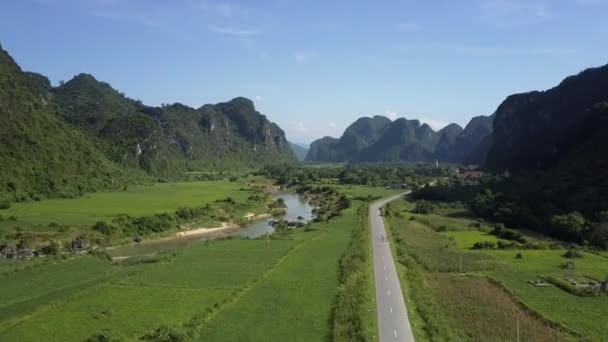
[140,231,330,339]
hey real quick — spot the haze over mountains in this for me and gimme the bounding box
[0,43,295,202]
[305,114,493,165]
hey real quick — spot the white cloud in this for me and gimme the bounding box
[293,50,316,64]
[208,25,259,36]
[295,122,308,133]
[282,120,343,143]
[385,110,399,121]
[396,22,419,31]
[420,117,450,131]
[254,95,263,102]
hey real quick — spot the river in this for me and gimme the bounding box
[108,192,314,258]
[240,192,315,238]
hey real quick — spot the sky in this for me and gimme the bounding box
[1,0,607,143]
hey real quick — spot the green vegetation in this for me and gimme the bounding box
[305,114,493,164]
[0,43,296,205]
[414,174,608,250]
[263,162,445,189]
[0,181,253,226]
[0,171,396,341]
[331,204,377,341]
[387,197,608,340]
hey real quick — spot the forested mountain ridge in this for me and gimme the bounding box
[486,63,608,172]
[305,114,493,164]
[413,62,608,247]
[0,43,296,203]
[481,62,608,224]
[0,43,139,203]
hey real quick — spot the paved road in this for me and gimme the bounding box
[370,193,415,342]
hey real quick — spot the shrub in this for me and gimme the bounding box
[562,250,583,259]
[560,261,576,270]
[515,253,523,259]
[436,225,448,232]
[491,224,527,243]
[40,240,62,255]
[92,221,114,235]
[141,326,188,342]
[497,240,519,249]
[415,200,435,214]
[472,241,496,249]
[0,200,10,209]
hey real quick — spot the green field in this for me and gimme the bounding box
[386,199,608,340]
[0,181,253,226]
[0,186,390,341]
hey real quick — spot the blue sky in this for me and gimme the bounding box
[1,0,607,143]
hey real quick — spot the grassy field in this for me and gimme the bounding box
[385,200,571,341]
[330,184,403,198]
[386,198,608,340]
[0,186,394,341]
[0,181,254,227]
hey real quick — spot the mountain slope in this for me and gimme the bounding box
[305,116,391,162]
[485,63,608,216]
[487,64,608,172]
[0,44,138,202]
[358,118,438,162]
[306,115,493,164]
[0,43,296,202]
[288,142,309,161]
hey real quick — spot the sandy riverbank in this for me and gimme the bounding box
[175,222,239,237]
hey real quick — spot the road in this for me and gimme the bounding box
[370,193,415,342]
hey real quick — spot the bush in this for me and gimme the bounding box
[92,221,114,235]
[40,240,62,255]
[560,261,576,269]
[472,241,496,249]
[141,326,188,342]
[562,250,583,259]
[515,253,523,259]
[436,225,448,232]
[415,200,435,214]
[0,200,10,209]
[491,224,527,244]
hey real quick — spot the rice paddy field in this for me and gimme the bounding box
[386,199,608,341]
[0,184,397,341]
[0,226,328,340]
[0,181,253,227]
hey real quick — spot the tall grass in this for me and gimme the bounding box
[331,203,376,341]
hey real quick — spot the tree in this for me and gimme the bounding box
[415,200,435,215]
[550,212,587,241]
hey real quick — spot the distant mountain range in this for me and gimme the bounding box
[305,115,493,165]
[0,43,296,202]
[288,142,309,161]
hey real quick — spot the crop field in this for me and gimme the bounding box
[386,198,608,340]
[200,210,357,341]
[0,181,253,227]
[0,185,392,341]
[385,200,569,341]
[330,184,403,198]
